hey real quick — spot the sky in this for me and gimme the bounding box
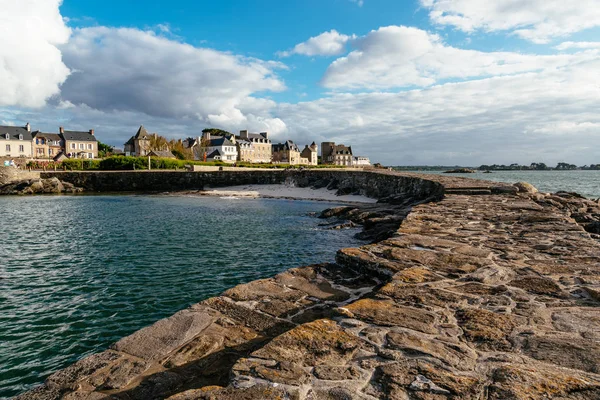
[1,0,599,166]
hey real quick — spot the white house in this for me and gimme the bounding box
[0,123,34,158]
[202,132,238,163]
[353,156,371,167]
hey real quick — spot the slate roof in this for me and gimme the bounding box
[0,126,34,141]
[182,137,197,149]
[62,130,97,142]
[334,144,352,155]
[273,140,300,152]
[134,125,151,140]
[247,132,270,142]
[208,136,234,147]
[149,150,175,159]
[207,149,222,159]
[33,132,62,142]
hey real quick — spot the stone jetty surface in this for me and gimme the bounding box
[17,170,600,399]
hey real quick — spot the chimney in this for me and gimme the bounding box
[202,131,211,142]
[25,122,31,132]
[260,131,268,139]
[59,126,64,134]
[240,130,248,139]
[89,129,94,135]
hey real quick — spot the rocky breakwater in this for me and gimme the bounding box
[0,167,83,195]
[17,175,600,400]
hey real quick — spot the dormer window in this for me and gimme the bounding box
[18,134,23,140]
[4,133,8,139]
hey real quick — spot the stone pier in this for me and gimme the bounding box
[17,170,600,399]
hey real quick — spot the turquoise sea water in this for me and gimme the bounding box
[0,195,365,399]
[409,170,600,199]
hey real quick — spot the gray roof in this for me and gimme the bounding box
[273,140,300,152]
[149,150,175,158]
[208,136,234,147]
[207,149,222,158]
[0,126,34,141]
[335,144,352,155]
[33,132,62,142]
[62,130,97,142]
[134,125,151,140]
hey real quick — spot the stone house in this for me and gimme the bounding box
[32,131,63,159]
[238,130,271,163]
[272,140,301,165]
[300,142,318,165]
[0,123,34,158]
[61,127,98,159]
[124,126,152,156]
[321,142,354,166]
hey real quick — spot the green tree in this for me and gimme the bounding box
[202,128,232,137]
[98,141,114,158]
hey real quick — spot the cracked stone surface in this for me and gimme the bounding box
[16,173,600,400]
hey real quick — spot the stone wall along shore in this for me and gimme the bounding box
[17,170,600,399]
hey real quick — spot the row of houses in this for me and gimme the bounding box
[125,126,370,166]
[0,123,98,161]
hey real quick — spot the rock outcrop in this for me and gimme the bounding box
[0,177,83,195]
[16,171,600,400]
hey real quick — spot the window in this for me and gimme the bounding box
[79,143,84,150]
[88,153,93,159]
[71,143,76,149]
[4,133,8,139]
[49,149,54,156]
[87,144,93,150]
[6,144,10,152]
[18,134,23,140]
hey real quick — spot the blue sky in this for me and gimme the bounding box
[1,0,600,165]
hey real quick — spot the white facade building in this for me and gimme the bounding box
[0,124,34,158]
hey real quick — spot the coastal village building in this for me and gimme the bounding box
[272,140,301,165]
[148,150,176,159]
[321,142,370,167]
[353,156,371,167]
[124,126,152,156]
[237,130,271,163]
[321,142,353,166]
[0,123,34,158]
[32,131,63,159]
[61,127,98,159]
[202,132,238,163]
[300,142,318,165]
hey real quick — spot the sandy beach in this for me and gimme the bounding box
[192,183,377,204]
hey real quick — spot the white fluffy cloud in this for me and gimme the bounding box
[421,0,600,44]
[0,0,71,108]
[58,26,287,134]
[279,30,354,57]
[321,26,595,90]
[279,57,600,165]
[556,42,600,51]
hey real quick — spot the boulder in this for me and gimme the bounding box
[513,181,538,194]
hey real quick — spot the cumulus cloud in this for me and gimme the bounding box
[0,0,71,108]
[321,25,597,90]
[278,58,600,165]
[420,0,600,44]
[279,30,354,57]
[58,26,287,134]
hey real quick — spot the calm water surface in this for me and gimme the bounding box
[0,195,365,398]
[410,170,600,198]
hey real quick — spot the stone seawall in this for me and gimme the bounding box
[39,170,447,202]
[19,171,600,399]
